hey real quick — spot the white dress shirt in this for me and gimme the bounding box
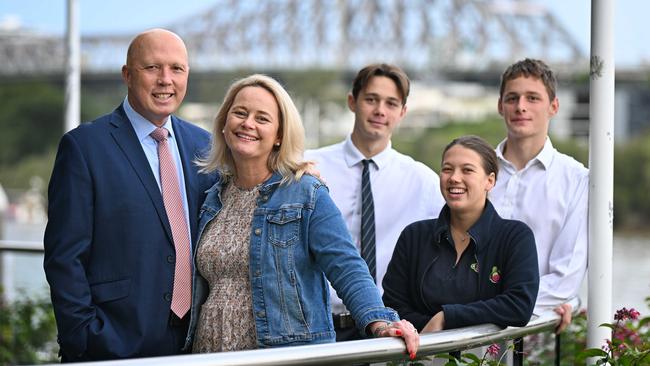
[305,135,445,314]
[489,137,589,313]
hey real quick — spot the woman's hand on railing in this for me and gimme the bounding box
[421,311,445,333]
[368,319,420,360]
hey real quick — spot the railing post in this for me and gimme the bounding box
[450,350,461,360]
[587,0,615,360]
[0,249,4,303]
[0,184,6,299]
[555,333,561,366]
[512,337,523,366]
[64,0,81,133]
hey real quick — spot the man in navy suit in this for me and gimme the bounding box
[44,28,214,361]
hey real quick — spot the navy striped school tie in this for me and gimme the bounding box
[360,159,376,281]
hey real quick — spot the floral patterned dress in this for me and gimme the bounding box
[192,182,259,353]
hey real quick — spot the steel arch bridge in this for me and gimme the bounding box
[1,0,585,75]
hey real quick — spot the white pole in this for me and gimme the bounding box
[587,0,614,356]
[64,0,80,132]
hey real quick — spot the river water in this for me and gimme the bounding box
[2,220,650,316]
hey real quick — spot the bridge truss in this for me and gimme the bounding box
[1,0,585,75]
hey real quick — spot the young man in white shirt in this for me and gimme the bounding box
[489,58,589,332]
[305,63,445,341]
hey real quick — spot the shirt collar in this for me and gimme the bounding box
[123,96,174,143]
[433,200,499,252]
[495,136,554,170]
[342,135,393,170]
[535,138,555,169]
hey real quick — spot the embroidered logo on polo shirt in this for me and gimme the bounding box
[470,262,479,273]
[489,266,501,284]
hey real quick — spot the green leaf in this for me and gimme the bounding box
[580,348,608,358]
[638,317,650,327]
[462,353,482,363]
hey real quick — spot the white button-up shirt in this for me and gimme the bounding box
[305,136,445,314]
[490,138,589,313]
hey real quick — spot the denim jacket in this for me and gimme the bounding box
[184,172,398,350]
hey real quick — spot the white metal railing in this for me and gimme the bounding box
[0,240,46,299]
[0,240,44,253]
[61,299,579,366]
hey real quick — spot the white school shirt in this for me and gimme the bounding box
[305,135,445,314]
[489,137,589,313]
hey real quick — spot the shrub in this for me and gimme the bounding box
[0,290,58,364]
[579,301,650,365]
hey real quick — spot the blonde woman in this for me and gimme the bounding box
[184,75,419,359]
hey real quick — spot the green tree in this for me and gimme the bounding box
[392,117,506,172]
[0,81,63,168]
[614,134,650,230]
[0,81,64,189]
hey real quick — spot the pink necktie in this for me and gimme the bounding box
[151,127,191,318]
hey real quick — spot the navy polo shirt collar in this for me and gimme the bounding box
[432,200,498,252]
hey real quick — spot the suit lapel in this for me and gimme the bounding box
[172,116,200,247]
[109,106,174,242]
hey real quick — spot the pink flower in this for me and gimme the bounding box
[602,339,612,353]
[613,319,643,346]
[487,344,500,357]
[614,307,641,321]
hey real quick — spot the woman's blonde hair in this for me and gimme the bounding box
[197,74,309,183]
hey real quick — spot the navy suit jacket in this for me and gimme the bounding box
[43,105,215,361]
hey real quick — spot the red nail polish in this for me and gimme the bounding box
[395,329,402,336]
[410,352,416,360]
